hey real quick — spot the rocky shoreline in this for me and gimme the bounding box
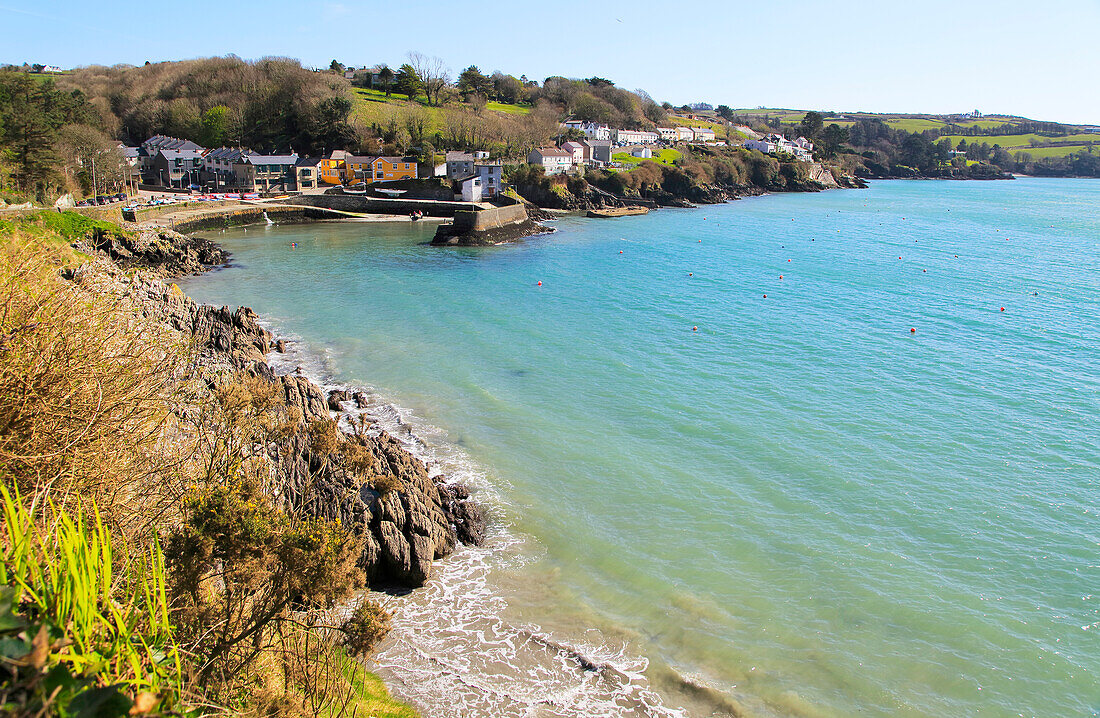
[69,225,486,588]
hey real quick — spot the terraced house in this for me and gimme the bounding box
[233,154,300,192]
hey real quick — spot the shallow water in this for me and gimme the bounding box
[182,179,1100,718]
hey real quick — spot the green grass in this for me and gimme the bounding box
[1013,144,1094,159]
[613,148,682,167]
[486,100,531,115]
[940,132,1100,150]
[884,118,951,132]
[337,659,420,718]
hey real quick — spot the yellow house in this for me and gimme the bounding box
[343,156,418,184]
[369,156,418,183]
[319,156,346,185]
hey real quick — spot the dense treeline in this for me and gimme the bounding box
[0,72,126,200]
[59,57,358,154]
[531,76,666,129]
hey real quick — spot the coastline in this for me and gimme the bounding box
[173,217,735,717]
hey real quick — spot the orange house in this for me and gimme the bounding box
[368,156,417,183]
[319,156,345,185]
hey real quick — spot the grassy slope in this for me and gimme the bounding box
[351,87,530,135]
[613,148,682,167]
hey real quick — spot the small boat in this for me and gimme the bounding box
[409,210,423,220]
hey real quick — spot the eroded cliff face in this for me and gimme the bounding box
[67,256,485,589]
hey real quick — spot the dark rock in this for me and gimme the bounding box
[328,389,349,411]
[275,339,287,353]
[353,392,369,408]
[83,226,229,276]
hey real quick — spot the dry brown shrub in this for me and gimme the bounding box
[0,232,193,526]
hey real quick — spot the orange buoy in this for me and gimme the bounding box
[537,281,542,286]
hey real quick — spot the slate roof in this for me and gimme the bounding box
[157,149,204,161]
[240,154,299,165]
[143,135,203,152]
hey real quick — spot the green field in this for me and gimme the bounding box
[486,100,531,115]
[612,148,682,167]
[351,87,532,134]
[1012,144,1095,159]
[940,132,1100,153]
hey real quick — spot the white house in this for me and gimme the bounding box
[744,134,814,161]
[582,122,612,141]
[460,175,482,202]
[744,138,777,153]
[674,126,694,142]
[528,147,573,175]
[656,127,677,142]
[561,120,611,141]
[629,145,652,158]
[612,128,659,145]
[561,141,586,165]
[690,127,717,142]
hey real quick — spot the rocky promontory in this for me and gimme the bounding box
[67,234,486,588]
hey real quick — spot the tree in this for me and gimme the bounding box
[377,65,394,97]
[310,95,357,153]
[799,111,824,141]
[716,105,734,121]
[820,123,849,159]
[393,63,420,99]
[457,65,492,100]
[57,123,127,196]
[198,105,232,147]
[329,60,345,74]
[491,72,524,104]
[407,52,450,107]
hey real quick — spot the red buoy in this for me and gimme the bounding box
[537,281,542,286]
[1000,307,1005,312]
[619,250,623,254]
[763,294,767,298]
[911,328,916,333]
[779,275,783,279]
[692,326,698,331]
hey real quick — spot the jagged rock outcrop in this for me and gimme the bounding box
[76,225,229,275]
[67,255,486,589]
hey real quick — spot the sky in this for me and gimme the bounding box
[3,0,1099,125]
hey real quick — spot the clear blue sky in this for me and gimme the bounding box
[3,0,1098,124]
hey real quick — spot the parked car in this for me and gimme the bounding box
[113,192,127,202]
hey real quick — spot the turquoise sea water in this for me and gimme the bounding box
[181,179,1100,717]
